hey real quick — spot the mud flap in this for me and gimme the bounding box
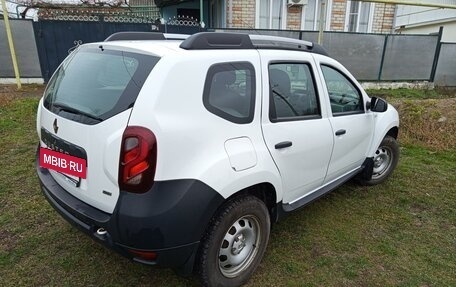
[359,157,374,180]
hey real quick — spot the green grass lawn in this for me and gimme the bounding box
[0,88,455,286]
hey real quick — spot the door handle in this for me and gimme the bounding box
[275,141,292,149]
[335,129,346,136]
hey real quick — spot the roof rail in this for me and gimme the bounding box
[179,32,328,56]
[179,32,254,49]
[163,33,190,40]
[104,32,189,42]
[104,31,328,56]
[249,34,313,49]
[105,32,165,41]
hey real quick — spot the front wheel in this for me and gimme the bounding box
[196,196,270,287]
[362,135,399,185]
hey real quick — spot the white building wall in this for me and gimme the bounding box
[395,4,456,42]
[395,22,456,42]
[396,6,456,27]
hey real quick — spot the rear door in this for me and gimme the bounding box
[38,44,159,213]
[259,50,334,204]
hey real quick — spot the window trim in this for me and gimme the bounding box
[300,0,332,31]
[255,0,287,29]
[344,0,374,33]
[202,61,256,124]
[320,64,365,117]
[332,110,365,117]
[268,61,322,123]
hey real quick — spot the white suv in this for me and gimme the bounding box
[36,32,399,287]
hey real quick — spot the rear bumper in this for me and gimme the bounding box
[36,151,224,273]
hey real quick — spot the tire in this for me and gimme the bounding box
[362,135,399,185]
[196,196,270,287]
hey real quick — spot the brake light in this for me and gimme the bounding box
[119,126,157,193]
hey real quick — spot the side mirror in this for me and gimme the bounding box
[370,97,388,112]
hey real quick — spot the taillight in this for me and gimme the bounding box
[127,249,157,261]
[119,126,157,193]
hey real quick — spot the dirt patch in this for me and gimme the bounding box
[0,95,14,108]
[0,229,18,252]
[391,98,456,150]
[0,85,44,107]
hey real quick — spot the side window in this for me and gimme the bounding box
[320,65,364,115]
[269,62,320,121]
[203,62,255,124]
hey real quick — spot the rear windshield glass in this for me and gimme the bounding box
[43,46,159,124]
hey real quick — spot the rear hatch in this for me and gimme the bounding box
[37,44,159,213]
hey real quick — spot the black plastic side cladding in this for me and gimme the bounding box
[112,179,225,249]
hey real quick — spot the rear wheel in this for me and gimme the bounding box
[197,196,270,287]
[362,136,399,185]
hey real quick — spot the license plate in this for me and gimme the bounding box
[39,147,87,179]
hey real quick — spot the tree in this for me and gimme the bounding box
[15,0,129,19]
[16,0,127,9]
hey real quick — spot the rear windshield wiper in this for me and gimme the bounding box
[51,102,103,122]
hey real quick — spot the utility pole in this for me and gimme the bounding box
[317,0,326,45]
[200,0,204,28]
[1,0,21,89]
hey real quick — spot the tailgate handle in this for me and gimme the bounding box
[275,141,292,149]
[335,129,346,136]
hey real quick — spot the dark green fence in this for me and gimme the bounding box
[215,27,443,82]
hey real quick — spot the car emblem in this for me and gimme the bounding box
[53,118,59,134]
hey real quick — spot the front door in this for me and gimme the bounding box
[317,63,374,182]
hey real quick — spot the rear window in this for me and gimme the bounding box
[43,46,159,124]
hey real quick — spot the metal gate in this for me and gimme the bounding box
[33,20,155,81]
